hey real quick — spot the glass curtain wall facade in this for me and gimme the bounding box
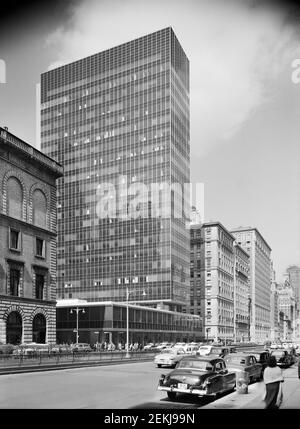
[41,27,190,311]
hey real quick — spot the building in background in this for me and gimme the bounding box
[41,27,190,313]
[270,262,279,342]
[56,299,202,345]
[233,243,250,342]
[190,221,237,343]
[277,274,296,341]
[231,227,272,342]
[0,127,63,344]
[286,265,300,339]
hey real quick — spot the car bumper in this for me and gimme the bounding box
[157,386,209,396]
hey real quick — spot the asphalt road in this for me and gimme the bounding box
[0,360,299,409]
[0,361,201,409]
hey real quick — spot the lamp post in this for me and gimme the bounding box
[125,287,130,358]
[70,307,85,344]
[248,294,252,342]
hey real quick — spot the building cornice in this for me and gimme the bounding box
[0,127,63,178]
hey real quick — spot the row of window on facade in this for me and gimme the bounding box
[3,176,48,229]
[7,264,46,300]
[9,228,46,259]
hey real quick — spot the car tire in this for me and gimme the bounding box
[167,392,177,401]
[157,364,162,368]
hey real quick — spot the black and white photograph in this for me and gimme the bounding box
[0,0,300,415]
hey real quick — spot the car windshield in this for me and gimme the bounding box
[177,360,213,370]
[199,347,210,351]
[272,351,284,356]
[225,356,246,364]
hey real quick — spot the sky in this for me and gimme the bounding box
[0,0,299,281]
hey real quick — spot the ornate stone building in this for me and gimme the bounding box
[0,127,63,344]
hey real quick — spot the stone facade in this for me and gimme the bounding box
[0,127,63,344]
[231,227,272,342]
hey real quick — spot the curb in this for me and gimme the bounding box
[0,358,153,375]
[201,382,263,409]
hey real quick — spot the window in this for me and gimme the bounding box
[10,269,20,296]
[36,238,45,258]
[35,274,45,300]
[10,229,21,251]
[7,177,23,219]
[33,190,47,228]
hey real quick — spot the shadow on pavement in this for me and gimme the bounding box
[130,393,216,409]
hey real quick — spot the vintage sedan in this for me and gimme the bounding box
[271,350,293,368]
[224,353,262,383]
[154,348,185,368]
[158,356,236,400]
[243,350,271,372]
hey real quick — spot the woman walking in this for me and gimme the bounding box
[263,355,284,409]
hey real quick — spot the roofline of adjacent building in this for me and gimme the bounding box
[189,221,250,256]
[230,226,272,251]
[0,127,63,178]
[202,220,237,242]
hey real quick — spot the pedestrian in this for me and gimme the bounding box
[263,355,284,409]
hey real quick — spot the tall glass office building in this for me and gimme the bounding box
[41,27,190,312]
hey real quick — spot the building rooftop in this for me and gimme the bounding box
[0,126,63,177]
[230,226,272,251]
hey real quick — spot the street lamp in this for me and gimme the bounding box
[247,294,252,342]
[125,287,146,359]
[70,307,85,344]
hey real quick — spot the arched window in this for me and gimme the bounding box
[7,177,23,219]
[33,190,47,228]
[32,314,46,343]
[6,311,22,345]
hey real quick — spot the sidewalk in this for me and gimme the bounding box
[202,364,300,409]
[201,381,265,409]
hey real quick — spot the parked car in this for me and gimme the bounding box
[12,343,50,357]
[271,350,293,368]
[143,343,155,350]
[224,353,263,383]
[172,342,186,349]
[70,343,92,353]
[50,345,71,354]
[197,345,213,356]
[155,342,173,351]
[208,346,231,358]
[243,350,270,372]
[182,345,199,355]
[157,356,236,401]
[154,347,186,368]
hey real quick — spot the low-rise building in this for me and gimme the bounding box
[0,127,63,344]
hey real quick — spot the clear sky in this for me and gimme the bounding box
[0,0,299,281]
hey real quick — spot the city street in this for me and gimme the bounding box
[0,361,299,409]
